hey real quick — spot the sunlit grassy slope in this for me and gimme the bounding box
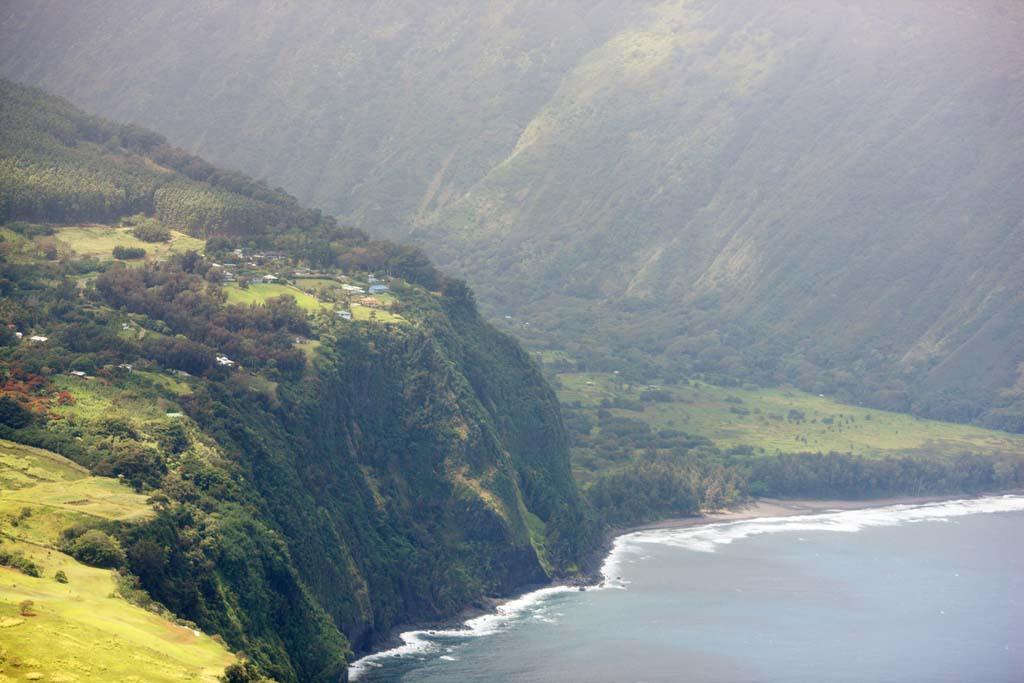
[56,224,205,260]
[557,373,1024,459]
[0,438,236,682]
[223,282,325,313]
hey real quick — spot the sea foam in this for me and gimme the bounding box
[618,494,1024,555]
[349,494,1024,678]
[348,584,580,679]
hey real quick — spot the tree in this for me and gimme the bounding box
[220,662,272,683]
[0,396,32,428]
[68,530,126,568]
[113,245,147,259]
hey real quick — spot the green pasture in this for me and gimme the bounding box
[557,373,1024,459]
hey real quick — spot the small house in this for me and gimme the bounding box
[368,284,389,295]
[359,297,382,308]
[28,335,48,343]
[336,310,352,321]
[261,274,279,283]
[216,354,236,367]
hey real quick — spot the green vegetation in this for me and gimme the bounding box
[127,214,172,242]
[112,244,146,259]
[0,46,1020,683]
[0,81,597,681]
[55,224,204,261]
[552,371,1024,526]
[12,3,1022,430]
[223,282,325,313]
[0,438,237,682]
[557,374,1024,460]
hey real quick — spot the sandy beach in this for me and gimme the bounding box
[625,493,994,533]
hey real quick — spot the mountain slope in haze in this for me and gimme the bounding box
[0,80,598,682]
[3,0,1022,428]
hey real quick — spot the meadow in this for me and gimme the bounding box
[223,282,325,313]
[55,224,205,261]
[556,373,1024,460]
[0,438,236,682]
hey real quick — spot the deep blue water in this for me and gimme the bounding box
[352,496,1024,682]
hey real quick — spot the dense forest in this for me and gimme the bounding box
[3,1,1021,431]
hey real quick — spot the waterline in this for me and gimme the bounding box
[349,494,1024,679]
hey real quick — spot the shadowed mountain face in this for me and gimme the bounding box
[2,0,1023,426]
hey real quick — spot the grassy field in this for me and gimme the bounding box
[349,302,404,324]
[130,370,194,398]
[50,375,174,422]
[293,277,343,291]
[556,373,1024,459]
[223,282,325,313]
[55,224,205,261]
[0,438,236,682]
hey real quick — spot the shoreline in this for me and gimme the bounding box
[623,492,993,534]
[349,491,1021,673]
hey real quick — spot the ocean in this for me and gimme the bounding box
[350,496,1024,682]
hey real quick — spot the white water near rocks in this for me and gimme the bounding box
[350,495,1024,681]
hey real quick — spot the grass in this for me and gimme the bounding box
[0,438,236,682]
[223,282,325,313]
[293,277,342,290]
[349,303,404,324]
[556,373,1024,459]
[0,439,88,491]
[50,376,170,422]
[55,224,205,261]
[0,438,154,545]
[130,370,194,397]
[0,541,235,683]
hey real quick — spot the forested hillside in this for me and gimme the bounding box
[3,0,1020,430]
[0,81,598,682]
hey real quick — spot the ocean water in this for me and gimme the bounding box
[351,496,1024,682]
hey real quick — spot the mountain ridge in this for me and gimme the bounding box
[3,0,1020,428]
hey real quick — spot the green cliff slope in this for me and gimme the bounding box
[0,80,596,682]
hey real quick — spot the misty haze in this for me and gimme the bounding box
[0,2,1021,682]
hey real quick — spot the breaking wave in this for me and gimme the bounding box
[348,584,581,679]
[349,494,1023,678]
[618,494,1024,555]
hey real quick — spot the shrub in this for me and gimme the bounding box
[54,569,69,583]
[0,395,32,429]
[68,529,126,568]
[132,220,171,243]
[0,546,42,577]
[221,662,272,683]
[113,245,147,259]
